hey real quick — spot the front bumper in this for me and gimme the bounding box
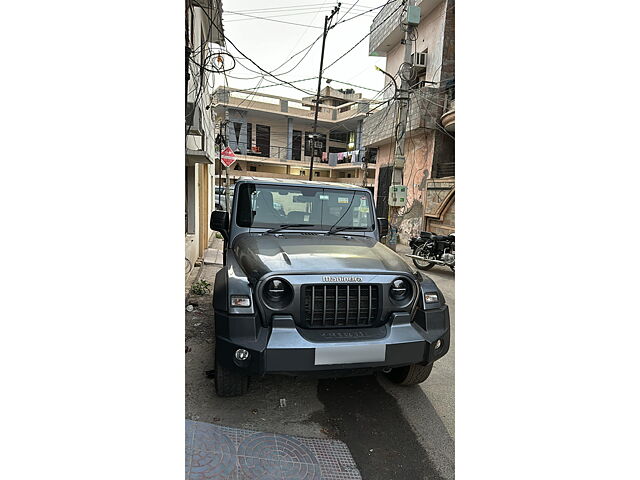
[214,306,450,376]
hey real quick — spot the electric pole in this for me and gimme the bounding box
[308,3,341,181]
[387,0,417,250]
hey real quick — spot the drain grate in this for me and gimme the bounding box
[186,420,361,480]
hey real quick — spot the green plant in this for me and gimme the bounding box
[215,232,223,239]
[190,279,211,295]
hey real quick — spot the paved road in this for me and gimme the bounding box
[186,243,454,479]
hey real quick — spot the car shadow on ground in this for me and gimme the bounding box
[311,374,453,480]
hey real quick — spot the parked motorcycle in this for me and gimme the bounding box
[407,232,455,271]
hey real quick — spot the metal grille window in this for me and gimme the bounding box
[303,284,380,328]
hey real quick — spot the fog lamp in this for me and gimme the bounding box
[435,339,442,350]
[235,348,249,361]
[424,293,439,304]
[230,295,251,307]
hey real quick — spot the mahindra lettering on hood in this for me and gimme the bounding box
[322,276,363,282]
[209,177,450,397]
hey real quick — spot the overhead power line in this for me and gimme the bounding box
[225,9,378,23]
[194,1,316,96]
[324,0,404,73]
[333,0,391,26]
[223,11,323,28]
[227,2,376,14]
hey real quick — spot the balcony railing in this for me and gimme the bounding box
[361,86,446,146]
[213,88,370,123]
[225,142,375,166]
[369,0,404,56]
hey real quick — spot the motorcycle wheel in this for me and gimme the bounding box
[412,247,436,271]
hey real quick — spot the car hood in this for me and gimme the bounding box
[233,233,413,281]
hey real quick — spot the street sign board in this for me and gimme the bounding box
[220,147,236,168]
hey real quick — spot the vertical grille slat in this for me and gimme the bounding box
[323,285,326,324]
[311,286,315,323]
[303,283,379,328]
[346,286,350,324]
[334,285,339,325]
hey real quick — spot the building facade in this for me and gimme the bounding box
[211,87,379,192]
[185,0,224,269]
[363,0,455,241]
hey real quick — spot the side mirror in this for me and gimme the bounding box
[377,217,389,237]
[210,210,229,239]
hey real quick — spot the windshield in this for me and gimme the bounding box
[235,183,374,231]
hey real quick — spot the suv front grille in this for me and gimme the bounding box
[302,284,380,328]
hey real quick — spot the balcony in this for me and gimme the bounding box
[441,98,455,133]
[225,142,374,168]
[369,0,443,57]
[369,0,404,57]
[361,86,445,146]
[194,0,225,46]
[213,88,370,124]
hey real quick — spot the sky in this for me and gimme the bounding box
[217,0,389,101]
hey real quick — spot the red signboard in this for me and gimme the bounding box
[220,147,236,168]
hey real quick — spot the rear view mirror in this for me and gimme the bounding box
[377,217,389,237]
[210,211,229,240]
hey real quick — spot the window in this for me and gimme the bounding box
[255,124,270,158]
[292,130,302,160]
[235,183,374,231]
[247,123,252,150]
[232,122,242,152]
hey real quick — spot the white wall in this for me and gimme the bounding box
[185,6,218,266]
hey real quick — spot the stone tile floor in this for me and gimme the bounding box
[186,420,361,480]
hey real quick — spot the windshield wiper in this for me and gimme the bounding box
[264,224,315,234]
[326,226,369,235]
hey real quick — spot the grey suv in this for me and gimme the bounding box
[209,177,450,397]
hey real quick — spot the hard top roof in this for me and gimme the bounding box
[235,176,369,191]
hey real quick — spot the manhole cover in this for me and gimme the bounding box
[237,432,320,480]
[186,420,361,479]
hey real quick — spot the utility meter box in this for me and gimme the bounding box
[388,185,407,206]
[406,6,421,25]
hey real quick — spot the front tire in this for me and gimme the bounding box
[215,358,249,397]
[412,247,436,271]
[387,363,433,386]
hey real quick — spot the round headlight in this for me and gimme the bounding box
[263,278,293,310]
[390,278,412,302]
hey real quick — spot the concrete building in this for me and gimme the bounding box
[363,0,455,241]
[211,87,378,192]
[185,0,224,268]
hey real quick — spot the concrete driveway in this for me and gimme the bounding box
[186,243,454,479]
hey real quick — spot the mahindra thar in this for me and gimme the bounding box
[209,177,450,397]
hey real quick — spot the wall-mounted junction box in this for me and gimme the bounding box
[388,185,407,206]
[406,6,421,26]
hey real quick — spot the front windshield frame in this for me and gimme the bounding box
[234,183,375,232]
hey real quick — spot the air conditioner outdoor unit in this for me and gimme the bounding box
[411,52,427,69]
